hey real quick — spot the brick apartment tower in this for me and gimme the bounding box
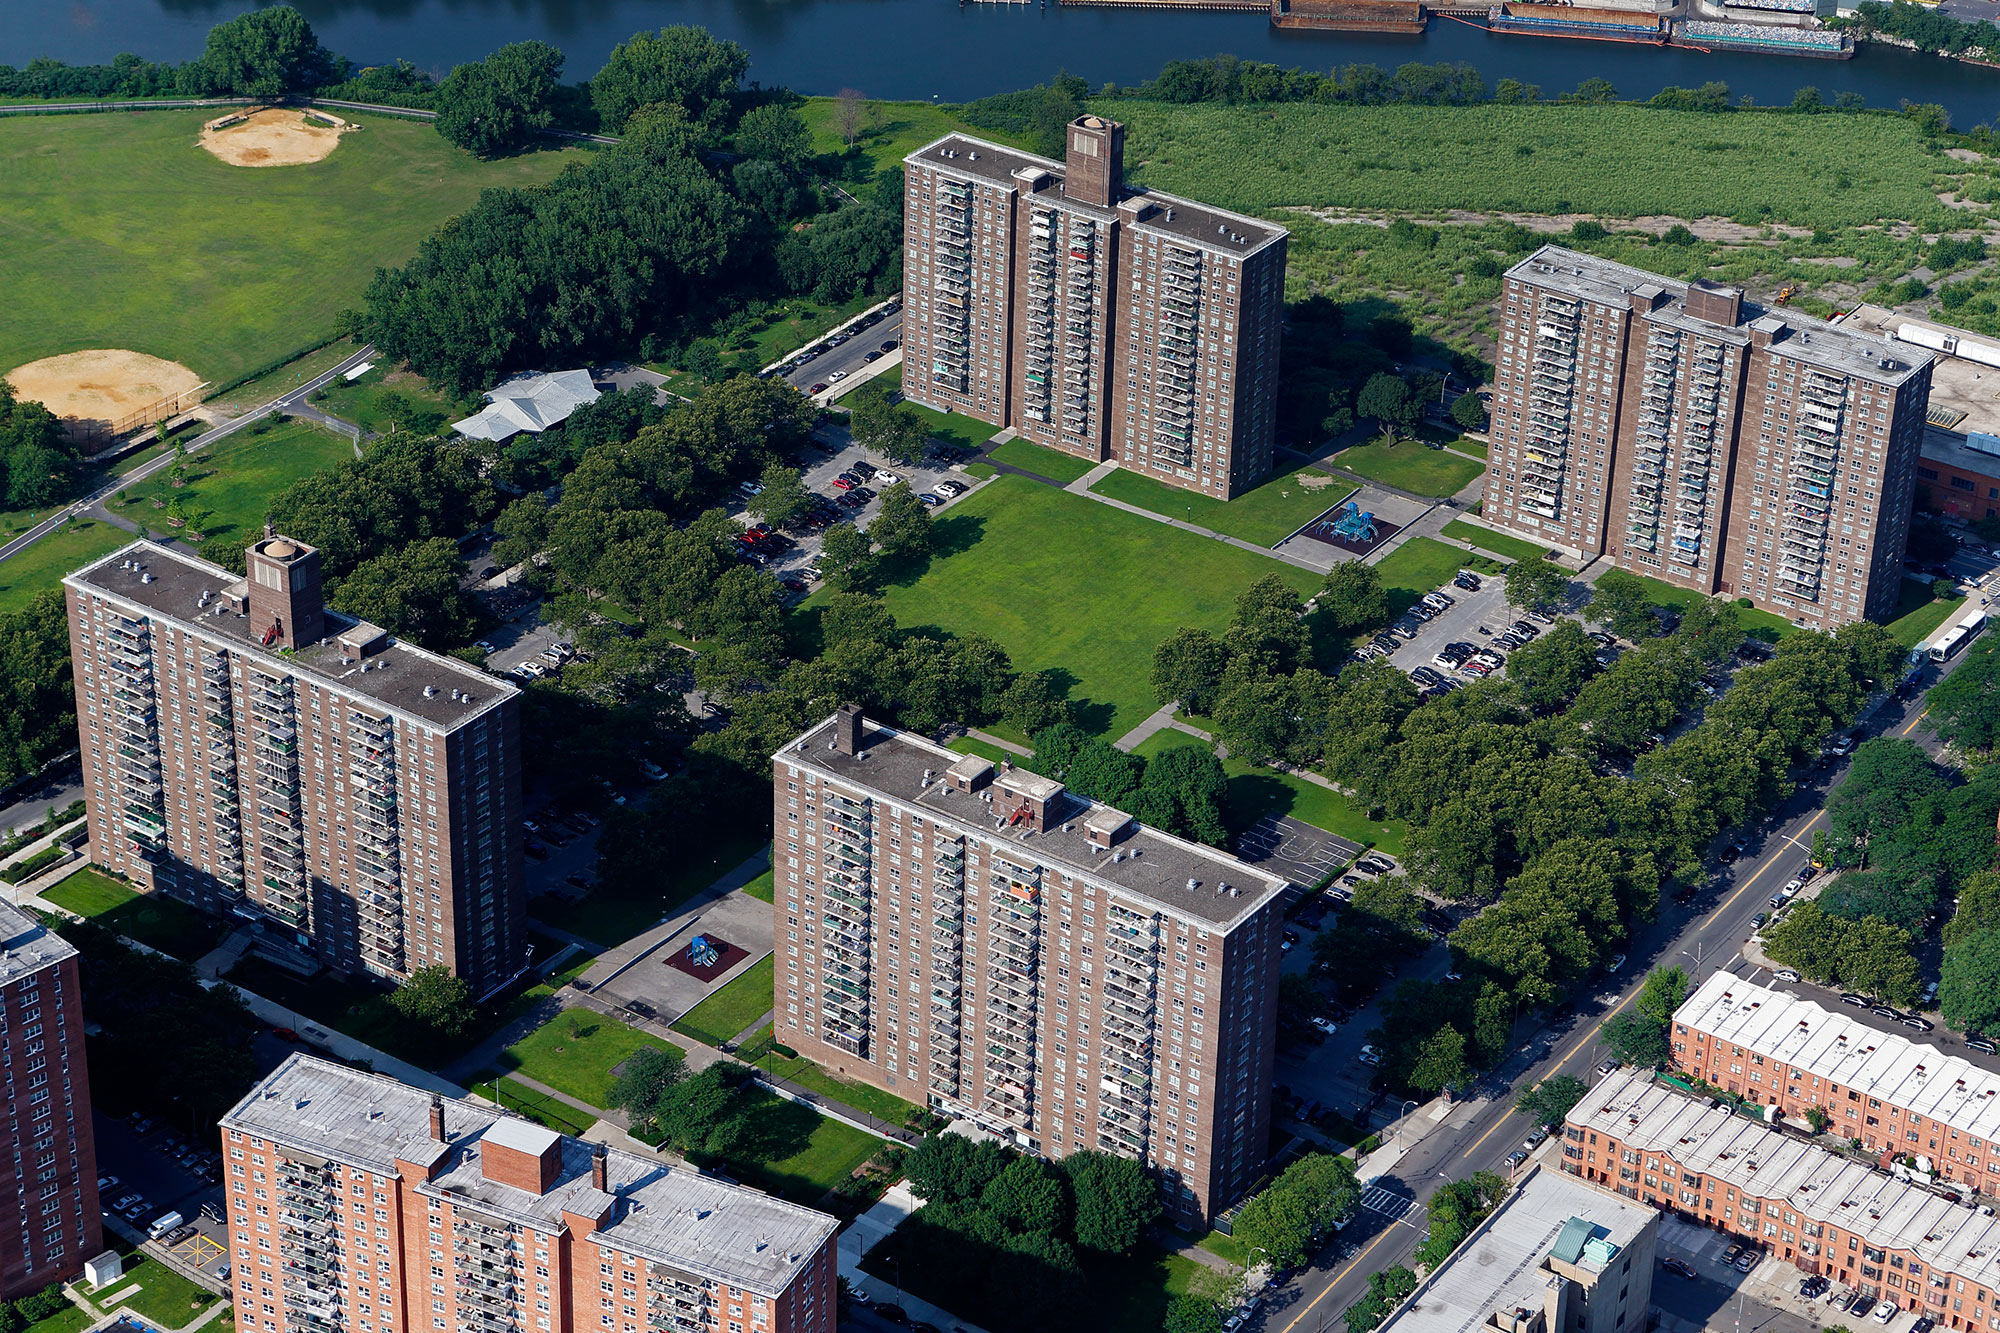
[221,1054,840,1333]
[0,900,101,1299]
[901,117,1288,500]
[1485,245,1934,631]
[771,706,1288,1224]
[63,538,526,997]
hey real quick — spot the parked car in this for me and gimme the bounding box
[1775,969,1801,983]
[1840,992,1869,1006]
[1970,1038,1999,1055]
[1595,1058,1622,1076]
[1852,1300,1877,1321]
[1505,1149,1528,1169]
[1311,1016,1339,1035]
[1904,1016,1936,1032]
[1524,1126,1550,1150]
[1873,1302,1897,1325]
[1663,1258,1698,1279]
[1358,1044,1383,1066]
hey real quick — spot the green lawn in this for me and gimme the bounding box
[531,830,767,948]
[117,417,356,554]
[1091,465,1355,546]
[964,461,997,479]
[749,1036,924,1127]
[698,1083,880,1205]
[1441,518,1550,564]
[740,869,776,904]
[1613,570,1797,640]
[1330,440,1484,497]
[41,868,222,959]
[499,1009,685,1110]
[946,735,1018,766]
[901,400,1001,455]
[22,1301,89,1333]
[799,98,1030,186]
[0,111,583,388]
[203,341,358,415]
[868,475,1317,737]
[308,364,465,435]
[0,518,131,615]
[987,438,1096,485]
[1375,537,1505,616]
[1132,729,1404,856]
[106,1257,218,1326]
[470,1073,598,1136]
[670,954,776,1048]
[1887,579,1965,648]
[1196,1230,1251,1266]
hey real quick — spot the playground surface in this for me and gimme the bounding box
[579,886,773,1026]
[1296,497,1404,556]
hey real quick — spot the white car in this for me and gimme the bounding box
[828,370,849,382]
[1874,1303,1897,1326]
[520,661,548,679]
[1311,1016,1339,1035]
[1775,968,1801,983]
[1358,1044,1383,1066]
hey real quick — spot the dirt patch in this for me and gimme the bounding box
[199,107,353,168]
[6,350,204,439]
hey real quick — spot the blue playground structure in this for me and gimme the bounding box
[1327,501,1379,543]
[687,934,720,970]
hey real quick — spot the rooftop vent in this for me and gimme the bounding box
[423,685,436,699]
[1186,878,1199,892]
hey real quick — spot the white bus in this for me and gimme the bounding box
[1930,607,1989,663]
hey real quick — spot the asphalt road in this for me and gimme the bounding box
[0,343,376,568]
[1251,639,1984,1333]
[779,309,903,394]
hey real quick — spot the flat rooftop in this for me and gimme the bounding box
[778,713,1290,931]
[0,898,76,983]
[1510,247,1931,387]
[906,133,1286,260]
[1834,304,2000,475]
[221,1054,837,1296]
[1676,972,2000,1140]
[67,540,512,731]
[1572,1067,2000,1290]
[1376,1168,1655,1333]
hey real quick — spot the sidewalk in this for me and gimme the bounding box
[1114,701,1181,753]
[838,1182,996,1333]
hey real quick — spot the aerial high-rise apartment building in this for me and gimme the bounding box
[902,116,1288,499]
[220,1054,839,1333]
[1486,246,1934,630]
[64,537,525,997]
[771,705,1289,1224]
[0,899,100,1299]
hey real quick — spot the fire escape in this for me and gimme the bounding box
[451,1212,525,1333]
[644,1265,718,1333]
[101,612,166,873]
[1023,207,1059,427]
[1153,245,1203,471]
[199,648,245,893]
[983,862,1042,1137]
[818,791,872,1060]
[1059,220,1100,447]
[1669,339,1726,571]
[1626,331,1678,557]
[276,1156,344,1333]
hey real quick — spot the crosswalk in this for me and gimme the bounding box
[1358,1185,1414,1221]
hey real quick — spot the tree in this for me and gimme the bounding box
[1589,569,1657,642]
[1346,1267,1419,1333]
[178,5,335,97]
[1164,1296,1223,1333]
[1355,373,1420,436]
[1131,743,1230,848]
[434,41,564,157]
[386,964,475,1040]
[591,26,749,135]
[1941,929,2000,1034]
[868,483,933,564]
[0,590,77,791]
[606,1045,689,1135]
[847,382,933,465]
[0,382,78,508]
[1449,390,1488,432]
[1503,558,1570,615]
[818,522,874,592]
[904,1132,1010,1204]
[1505,620,1598,711]
[1152,627,1231,713]
[1635,966,1689,1027]
[1233,1153,1359,1269]
[1925,639,2000,751]
[655,1064,747,1151]
[1408,1025,1470,1094]
[1228,574,1311,677]
[982,1156,1069,1234]
[1063,1151,1161,1252]
[835,87,868,147]
[746,461,811,528]
[1515,1075,1588,1127]
[734,102,811,167]
[329,537,480,650]
[1415,1172,1509,1269]
[1318,561,1392,634]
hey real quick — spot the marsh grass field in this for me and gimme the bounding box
[0,110,584,388]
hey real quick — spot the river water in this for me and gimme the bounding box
[3,0,1998,120]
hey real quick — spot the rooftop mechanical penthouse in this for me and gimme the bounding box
[220,1054,839,1333]
[64,536,525,997]
[1487,246,1934,630]
[902,116,1287,500]
[772,705,1289,1224]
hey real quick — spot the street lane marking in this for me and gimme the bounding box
[1277,821,1816,1333]
[1357,1186,1414,1221]
[1901,708,1930,738]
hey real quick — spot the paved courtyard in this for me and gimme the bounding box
[1273,484,1439,571]
[579,889,772,1025]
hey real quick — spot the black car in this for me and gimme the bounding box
[1719,843,1743,863]
[880,340,900,353]
[873,1307,909,1326]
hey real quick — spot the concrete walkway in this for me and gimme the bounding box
[963,727,1031,758]
[1113,701,1181,753]
[1070,459,1120,494]
[838,1181,997,1333]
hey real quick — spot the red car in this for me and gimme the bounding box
[831,477,854,490]
[809,382,829,394]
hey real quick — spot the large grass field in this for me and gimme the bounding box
[1110,100,1969,230]
[670,954,776,1048]
[699,1084,880,1205]
[1331,440,1484,497]
[871,475,1318,738]
[1091,466,1354,546]
[118,417,356,553]
[499,1009,685,1110]
[104,1256,218,1326]
[42,868,222,959]
[0,111,583,386]
[308,365,465,435]
[1440,518,1552,564]
[0,517,130,615]
[799,98,1027,186]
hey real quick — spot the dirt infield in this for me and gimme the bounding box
[6,349,203,428]
[199,108,353,168]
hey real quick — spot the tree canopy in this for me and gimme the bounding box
[590,26,749,135]
[178,5,335,97]
[434,40,565,157]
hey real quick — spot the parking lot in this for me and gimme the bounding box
[773,302,904,398]
[93,1109,231,1281]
